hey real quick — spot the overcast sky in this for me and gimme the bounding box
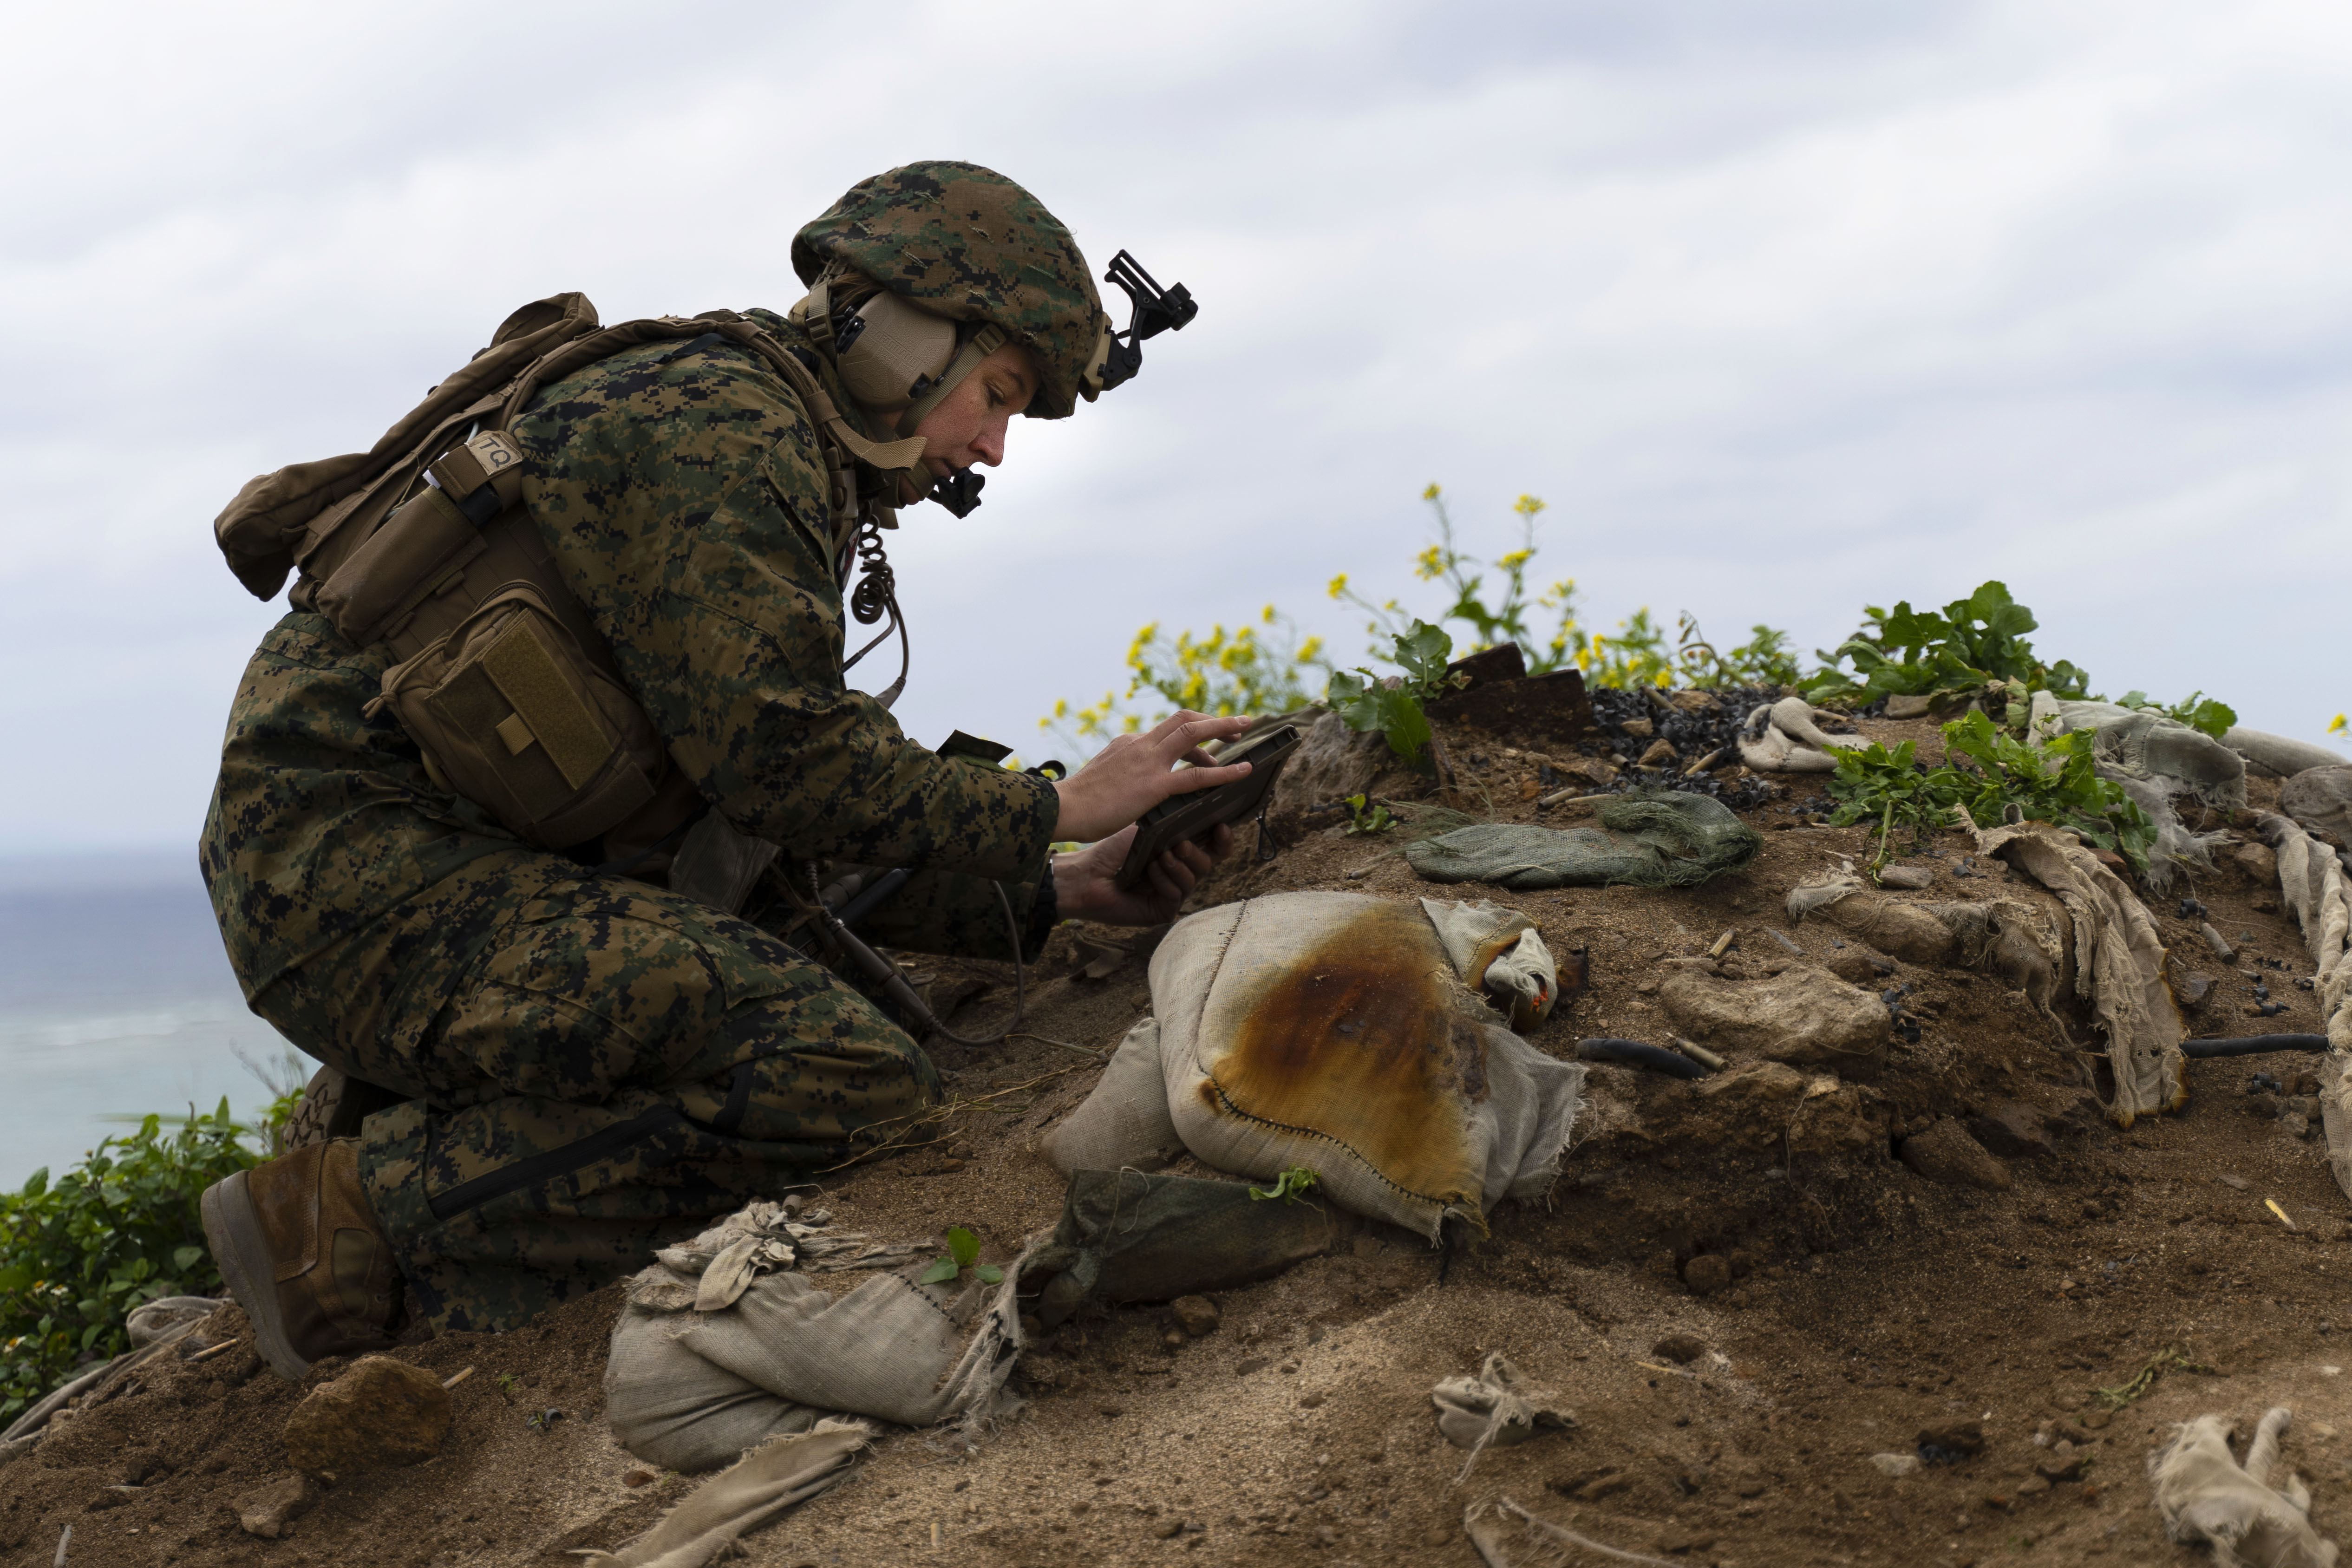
[7,0,2351,862]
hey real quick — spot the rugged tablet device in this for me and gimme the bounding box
[1112,724,1303,890]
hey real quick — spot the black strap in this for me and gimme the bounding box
[426,1106,686,1221]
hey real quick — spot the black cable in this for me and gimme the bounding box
[1576,1037,1709,1079]
[2182,1035,2330,1058]
[804,865,1025,1047]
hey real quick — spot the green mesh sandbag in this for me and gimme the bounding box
[1019,1171,1354,1327]
[1405,791,1762,890]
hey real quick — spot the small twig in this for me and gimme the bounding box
[442,1365,476,1390]
[54,1524,70,1567]
[1537,788,1612,809]
[1706,928,1736,960]
[189,1339,240,1364]
[1762,928,1806,957]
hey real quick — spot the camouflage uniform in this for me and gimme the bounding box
[202,163,1108,1333]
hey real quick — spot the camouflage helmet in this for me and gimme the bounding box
[792,161,1109,421]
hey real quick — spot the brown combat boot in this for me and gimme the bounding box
[201,1138,401,1380]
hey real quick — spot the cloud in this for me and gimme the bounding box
[6,0,2352,853]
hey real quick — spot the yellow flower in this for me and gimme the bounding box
[1296,636,1324,663]
[1499,549,1532,571]
[1327,573,1349,600]
[1261,604,1277,624]
[2333,714,2348,735]
[1513,493,1547,519]
[1413,546,1442,581]
[1422,482,1442,500]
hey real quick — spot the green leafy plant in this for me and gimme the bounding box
[1327,619,1457,769]
[1341,794,1396,836]
[1824,738,1956,876]
[1803,581,2090,709]
[0,1101,261,1419]
[2115,690,2238,740]
[1826,712,2158,875]
[919,1226,1004,1287]
[1248,1166,1320,1204]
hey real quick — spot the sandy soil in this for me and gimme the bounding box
[5,704,2347,1568]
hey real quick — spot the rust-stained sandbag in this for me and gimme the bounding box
[1045,893,1584,1241]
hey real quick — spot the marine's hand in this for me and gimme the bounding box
[1053,823,1235,928]
[1049,711,1257,845]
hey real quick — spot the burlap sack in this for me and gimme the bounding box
[605,1204,1024,1473]
[1045,892,1583,1241]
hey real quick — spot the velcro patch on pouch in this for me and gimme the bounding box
[479,614,611,789]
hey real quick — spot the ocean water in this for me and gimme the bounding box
[0,854,303,1189]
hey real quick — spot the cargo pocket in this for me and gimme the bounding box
[372,585,663,848]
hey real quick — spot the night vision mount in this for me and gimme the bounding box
[920,250,1197,519]
[1096,250,1198,393]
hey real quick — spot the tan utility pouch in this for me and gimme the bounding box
[371,584,663,849]
[314,431,525,645]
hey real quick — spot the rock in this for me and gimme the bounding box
[281,1355,452,1474]
[1967,1102,2054,1159]
[1870,1451,1921,1477]
[1683,1255,1733,1295]
[1169,1295,1220,1337]
[1620,717,1655,739]
[1660,965,1889,1071]
[1694,1060,1809,1105]
[236,1474,322,1539]
[1638,738,1679,769]
[1898,1119,2012,1191]
[2232,841,2280,887]
[1152,1519,1183,1539]
[2177,971,2216,1011]
[2036,1441,2086,1481]
[1236,1357,1270,1376]
[2283,1111,2312,1139]
[1653,1332,1707,1365]
[1877,864,1934,890]
[1918,1418,1986,1456]
[1884,694,1935,719]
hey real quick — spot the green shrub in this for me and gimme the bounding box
[1802,581,2091,708]
[1827,712,2158,877]
[0,1101,262,1419]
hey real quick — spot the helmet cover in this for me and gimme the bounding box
[793,161,1109,420]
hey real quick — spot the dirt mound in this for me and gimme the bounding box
[8,708,2349,1568]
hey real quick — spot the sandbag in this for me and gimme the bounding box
[2225,727,2352,780]
[1736,695,1869,773]
[2149,1407,2337,1568]
[2033,696,2240,886]
[604,1202,1023,1474]
[1972,815,2186,1128]
[578,1421,870,1568]
[1406,792,1762,890]
[2255,811,2352,1208]
[1046,892,1583,1241]
[1019,1170,1354,1327]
